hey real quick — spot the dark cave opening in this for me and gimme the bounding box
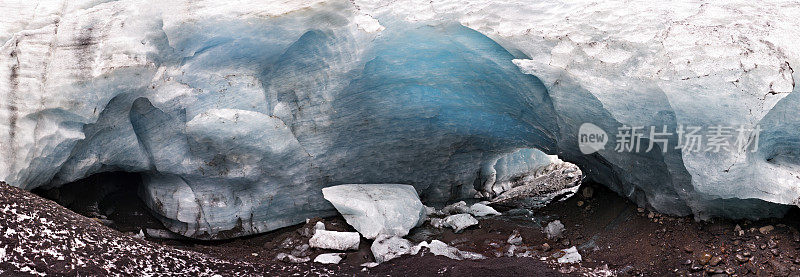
[32,171,167,235]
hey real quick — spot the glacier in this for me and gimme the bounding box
[1,0,799,239]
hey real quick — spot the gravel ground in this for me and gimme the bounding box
[6,179,800,276]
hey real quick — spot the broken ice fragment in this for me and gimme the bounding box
[371,236,416,263]
[313,253,345,264]
[469,203,501,217]
[416,240,486,260]
[441,201,470,215]
[322,184,427,239]
[275,253,310,263]
[544,220,565,240]
[430,218,445,229]
[443,214,479,233]
[507,230,523,245]
[557,246,581,263]
[309,230,360,251]
[361,262,379,268]
[371,237,485,264]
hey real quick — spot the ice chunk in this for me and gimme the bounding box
[557,247,582,264]
[371,237,485,264]
[507,230,522,245]
[361,262,379,268]
[309,230,360,251]
[430,218,445,229]
[442,214,479,233]
[322,184,427,239]
[275,253,310,263]
[416,240,486,260]
[313,253,345,264]
[544,220,565,240]
[469,203,501,217]
[441,201,470,215]
[370,236,416,263]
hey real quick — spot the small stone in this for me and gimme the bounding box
[725,268,736,275]
[760,244,767,250]
[735,224,744,236]
[699,253,713,265]
[542,243,552,251]
[577,200,584,207]
[743,251,752,257]
[682,259,692,265]
[280,237,297,249]
[684,246,694,253]
[637,207,645,213]
[736,254,750,263]
[689,263,703,272]
[647,212,655,219]
[708,267,725,275]
[507,231,523,245]
[561,239,570,246]
[760,225,775,235]
[770,249,780,256]
[768,239,778,248]
[769,260,790,276]
[709,255,723,266]
[581,186,594,198]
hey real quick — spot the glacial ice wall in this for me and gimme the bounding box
[1,0,799,238]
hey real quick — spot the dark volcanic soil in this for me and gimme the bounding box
[11,178,800,276]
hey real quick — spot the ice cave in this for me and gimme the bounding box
[1,0,799,275]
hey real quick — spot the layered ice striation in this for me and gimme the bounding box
[0,0,559,239]
[1,0,799,238]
